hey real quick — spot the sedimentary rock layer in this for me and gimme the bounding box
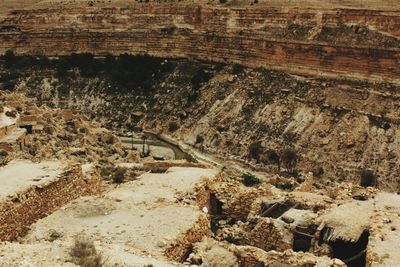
[0,4,399,81]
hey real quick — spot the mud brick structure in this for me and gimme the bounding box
[165,214,211,262]
[0,161,101,241]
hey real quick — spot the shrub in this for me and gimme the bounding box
[195,134,204,144]
[112,167,126,184]
[242,172,261,187]
[360,169,377,187]
[191,68,212,91]
[266,149,280,165]
[274,181,294,191]
[281,148,297,171]
[168,121,180,132]
[249,141,262,161]
[70,237,103,267]
[56,57,71,78]
[232,63,244,75]
[2,80,16,90]
[224,234,240,245]
[38,55,52,68]
[313,166,324,178]
[3,50,16,68]
[0,150,8,157]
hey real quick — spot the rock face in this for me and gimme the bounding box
[0,2,399,82]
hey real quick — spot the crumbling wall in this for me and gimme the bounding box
[165,213,211,262]
[0,163,101,241]
[228,245,346,267]
[212,183,274,221]
[239,217,293,252]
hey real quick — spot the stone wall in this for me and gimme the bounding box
[0,163,101,241]
[0,4,399,82]
[165,214,211,262]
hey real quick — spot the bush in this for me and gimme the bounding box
[313,166,324,178]
[266,149,280,165]
[113,167,126,184]
[232,64,244,75]
[0,150,8,157]
[191,67,212,91]
[168,121,180,132]
[249,141,262,161]
[360,169,377,187]
[242,172,261,187]
[224,234,240,245]
[70,237,103,267]
[281,148,297,171]
[2,80,16,90]
[2,50,16,68]
[56,57,71,78]
[274,181,294,191]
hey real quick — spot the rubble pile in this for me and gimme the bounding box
[202,172,400,267]
[0,92,127,166]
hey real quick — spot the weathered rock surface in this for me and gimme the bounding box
[1,2,399,82]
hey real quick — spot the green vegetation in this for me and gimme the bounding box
[265,149,280,165]
[273,181,294,191]
[360,169,377,187]
[242,172,261,187]
[1,51,176,93]
[232,63,244,74]
[223,234,240,245]
[281,148,297,172]
[168,121,180,132]
[112,167,126,184]
[249,141,262,161]
[191,67,212,91]
[70,237,103,267]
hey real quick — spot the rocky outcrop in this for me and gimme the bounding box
[1,3,399,82]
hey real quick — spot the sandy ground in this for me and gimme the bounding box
[0,160,64,202]
[0,167,217,266]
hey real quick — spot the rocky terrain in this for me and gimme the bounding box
[0,0,400,266]
[2,55,399,192]
[3,91,400,267]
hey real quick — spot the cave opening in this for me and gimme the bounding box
[20,125,32,134]
[209,193,223,216]
[293,224,317,252]
[330,230,369,267]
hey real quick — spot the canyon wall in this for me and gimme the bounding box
[0,3,399,82]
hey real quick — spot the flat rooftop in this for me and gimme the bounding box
[0,160,65,202]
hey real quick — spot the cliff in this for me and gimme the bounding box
[0,3,399,82]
